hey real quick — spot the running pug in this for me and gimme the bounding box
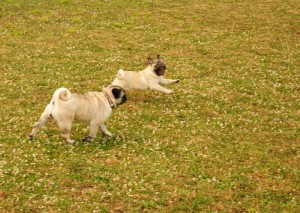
[29,85,127,143]
[112,55,179,94]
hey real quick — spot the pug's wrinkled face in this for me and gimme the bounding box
[109,85,127,106]
[148,54,167,76]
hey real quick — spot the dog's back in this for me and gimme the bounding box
[112,69,150,90]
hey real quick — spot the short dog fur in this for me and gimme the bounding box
[112,55,179,94]
[29,85,126,143]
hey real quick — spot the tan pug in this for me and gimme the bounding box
[112,55,179,94]
[29,85,126,143]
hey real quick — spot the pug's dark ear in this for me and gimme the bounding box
[148,57,154,65]
[112,88,121,99]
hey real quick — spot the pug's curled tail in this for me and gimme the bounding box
[117,69,125,80]
[53,87,72,101]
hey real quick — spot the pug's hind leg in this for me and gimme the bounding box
[100,123,112,136]
[29,103,52,140]
[57,120,74,143]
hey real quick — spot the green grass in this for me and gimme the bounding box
[0,0,299,211]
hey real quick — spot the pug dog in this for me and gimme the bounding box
[112,55,179,94]
[29,85,126,143]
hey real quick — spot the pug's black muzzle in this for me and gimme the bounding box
[155,65,166,76]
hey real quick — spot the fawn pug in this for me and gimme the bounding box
[112,55,179,94]
[29,85,126,143]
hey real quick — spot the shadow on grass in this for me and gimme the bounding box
[73,134,126,151]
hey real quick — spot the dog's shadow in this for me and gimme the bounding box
[73,134,125,151]
[126,91,154,103]
[125,90,178,104]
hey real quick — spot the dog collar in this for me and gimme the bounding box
[103,92,115,109]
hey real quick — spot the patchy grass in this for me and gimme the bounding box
[0,0,299,211]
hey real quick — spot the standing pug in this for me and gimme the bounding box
[112,55,179,94]
[29,85,126,143]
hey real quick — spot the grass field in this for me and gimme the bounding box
[0,0,299,212]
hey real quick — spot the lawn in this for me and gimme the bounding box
[0,0,299,212]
